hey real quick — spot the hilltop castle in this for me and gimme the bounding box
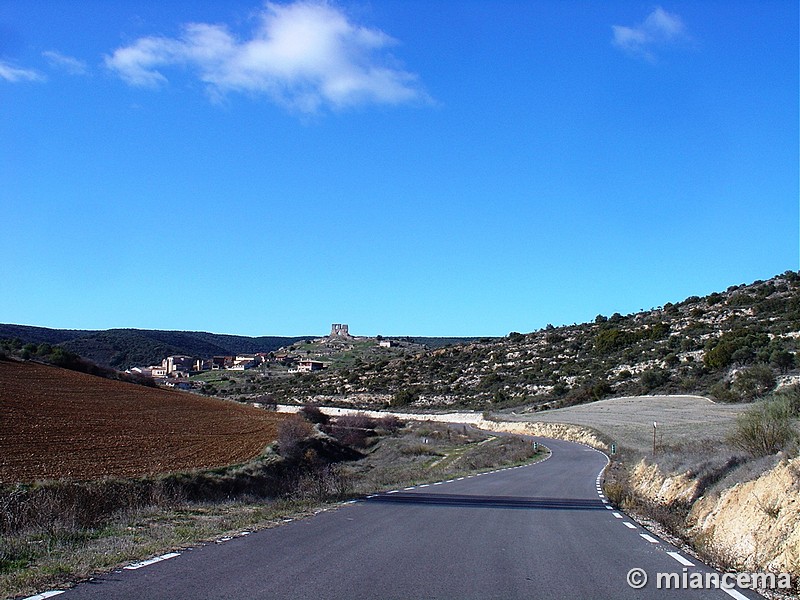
[329,323,351,337]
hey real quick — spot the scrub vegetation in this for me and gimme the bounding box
[199,271,800,411]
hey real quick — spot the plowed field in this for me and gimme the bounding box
[0,360,285,483]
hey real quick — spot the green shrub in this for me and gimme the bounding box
[728,398,797,457]
[391,387,418,406]
[731,364,776,401]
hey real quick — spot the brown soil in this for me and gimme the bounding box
[0,360,284,483]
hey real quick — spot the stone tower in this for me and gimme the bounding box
[330,323,350,337]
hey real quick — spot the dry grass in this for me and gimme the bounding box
[502,395,746,454]
[0,497,322,598]
[342,421,544,495]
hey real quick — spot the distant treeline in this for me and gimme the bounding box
[0,325,316,369]
[0,339,157,387]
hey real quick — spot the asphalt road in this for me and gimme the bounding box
[54,437,760,600]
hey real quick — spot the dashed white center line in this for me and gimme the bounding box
[623,522,637,529]
[640,534,659,543]
[124,552,180,570]
[667,551,694,566]
[721,588,751,600]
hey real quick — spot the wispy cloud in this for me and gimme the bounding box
[0,59,44,83]
[105,1,429,113]
[42,50,89,75]
[612,6,687,60]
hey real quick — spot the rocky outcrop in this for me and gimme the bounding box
[688,456,800,577]
[625,455,800,580]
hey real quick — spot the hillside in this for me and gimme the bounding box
[0,325,480,371]
[0,325,316,370]
[0,359,284,482]
[214,271,800,409]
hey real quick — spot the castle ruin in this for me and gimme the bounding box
[330,323,351,337]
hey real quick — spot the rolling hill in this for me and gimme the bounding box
[224,271,800,409]
[0,325,316,369]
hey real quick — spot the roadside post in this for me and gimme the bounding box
[653,422,657,455]
[611,443,616,456]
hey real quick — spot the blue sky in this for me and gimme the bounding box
[1,1,797,337]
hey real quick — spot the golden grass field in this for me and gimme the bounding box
[507,395,747,453]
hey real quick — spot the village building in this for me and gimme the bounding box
[211,356,233,370]
[164,355,193,377]
[229,355,257,371]
[292,360,326,373]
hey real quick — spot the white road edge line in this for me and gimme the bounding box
[623,522,637,529]
[667,551,694,566]
[22,592,65,600]
[124,552,180,570]
[613,512,623,518]
[640,534,659,543]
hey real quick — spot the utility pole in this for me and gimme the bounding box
[653,421,657,455]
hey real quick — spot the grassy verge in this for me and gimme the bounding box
[1,420,545,599]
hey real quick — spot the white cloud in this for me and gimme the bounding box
[105,1,429,112]
[0,59,44,82]
[42,50,89,75]
[612,6,687,60]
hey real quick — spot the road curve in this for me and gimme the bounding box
[55,437,759,600]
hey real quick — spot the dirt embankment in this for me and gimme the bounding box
[0,360,284,482]
[628,455,800,579]
[474,419,609,449]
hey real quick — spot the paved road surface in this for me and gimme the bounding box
[53,437,759,599]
